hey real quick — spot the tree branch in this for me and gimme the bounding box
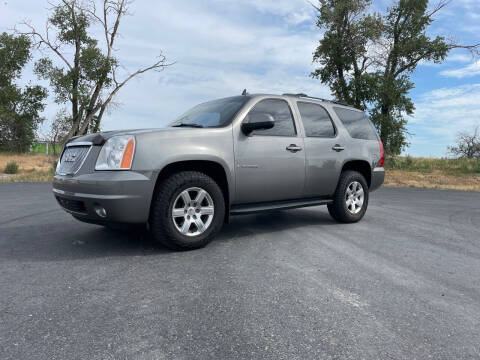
[103,53,171,109]
[13,22,73,71]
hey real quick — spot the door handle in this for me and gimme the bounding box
[286,144,302,152]
[332,144,345,152]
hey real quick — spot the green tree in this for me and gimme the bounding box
[312,0,479,156]
[17,0,169,138]
[0,32,47,152]
[311,0,382,110]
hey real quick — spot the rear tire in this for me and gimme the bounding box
[149,171,225,250]
[328,170,369,223]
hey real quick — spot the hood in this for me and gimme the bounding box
[67,127,181,146]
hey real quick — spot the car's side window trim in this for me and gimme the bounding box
[244,98,298,138]
[297,101,338,139]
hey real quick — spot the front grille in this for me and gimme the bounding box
[55,196,87,214]
[56,146,90,175]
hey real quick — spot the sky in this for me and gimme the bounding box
[1,0,479,157]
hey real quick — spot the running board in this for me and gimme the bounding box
[230,197,332,215]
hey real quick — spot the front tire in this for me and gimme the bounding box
[150,171,225,250]
[328,170,369,223]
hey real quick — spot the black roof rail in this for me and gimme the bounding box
[282,93,309,97]
[282,93,354,108]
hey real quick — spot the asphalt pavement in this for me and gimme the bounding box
[1,182,479,359]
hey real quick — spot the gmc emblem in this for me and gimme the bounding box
[63,153,78,162]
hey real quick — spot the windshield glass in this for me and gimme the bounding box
[169,96,250,128]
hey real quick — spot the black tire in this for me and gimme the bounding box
[149,171,225,250]
[328,170,369,223]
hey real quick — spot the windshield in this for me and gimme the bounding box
[169,96,250,128]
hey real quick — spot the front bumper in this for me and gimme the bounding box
[370,167,385,191]
[52,171,156,224]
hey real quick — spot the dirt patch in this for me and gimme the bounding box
[384,170,480,192]
[0,153,55,174]
[0,153,56,183]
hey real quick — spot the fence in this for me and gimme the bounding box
[31,141,63,155]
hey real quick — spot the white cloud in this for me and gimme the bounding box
[237,0,316,24]
[439,61,480,78]
[410,84,480,137]
[0,0,328,133]
[446,53,476,63]
[406,84,480,156]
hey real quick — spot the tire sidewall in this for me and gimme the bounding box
[340,172,369,222]
[151,172,226,249]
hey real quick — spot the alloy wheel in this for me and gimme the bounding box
[345,181,364,214]
[172,187,214,236]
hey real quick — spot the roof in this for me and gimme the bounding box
[281,93,356,108]
[239,91,361,111]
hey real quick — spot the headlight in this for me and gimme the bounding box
[95,135,135,170]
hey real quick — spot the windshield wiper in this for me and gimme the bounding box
[171,123,204,128]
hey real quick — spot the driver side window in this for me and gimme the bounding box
[245,99,296,137]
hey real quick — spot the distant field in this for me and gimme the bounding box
[385,156,480,175]
[31,142,63,155]
[0,153,56,182]
[1,153,479,191]
[384,156,480,191]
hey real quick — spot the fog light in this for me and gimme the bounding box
[94,205,107,218]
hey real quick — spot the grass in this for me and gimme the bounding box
[0,153,56,182]
[31,142,63,154]
[384,156,480,191]
[385,156,480,175]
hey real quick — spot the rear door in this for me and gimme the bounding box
[234,98,306,204]
[296,101,345,197]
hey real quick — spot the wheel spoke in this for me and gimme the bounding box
[195,189,207,204]
[180,190,192,205]
[172,208,185,217]
[180,219,191,234]
[194,217,205,233]
[356,188,364,198]
[200,206,214,215]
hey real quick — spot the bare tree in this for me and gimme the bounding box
[15,0,171,138]
[448,126,480,159]
[49,108,71,155]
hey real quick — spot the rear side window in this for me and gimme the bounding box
[297,102,335,138]
[246,99,296,137]
[333,107,378,140]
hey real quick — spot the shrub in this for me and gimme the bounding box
[404,155,413,169]
[4,161,19,174]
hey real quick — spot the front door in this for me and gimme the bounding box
[234,98,306,204]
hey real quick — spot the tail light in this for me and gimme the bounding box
[378,140,384,167]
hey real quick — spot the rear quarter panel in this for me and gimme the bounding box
[324,103,381,185]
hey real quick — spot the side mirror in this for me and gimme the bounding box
[241,113,275,135]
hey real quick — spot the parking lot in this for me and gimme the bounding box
[1,182,479,359]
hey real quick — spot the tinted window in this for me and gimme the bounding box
[333,107,378,140]
[246,99,296,137]
[170,96,250,128]
[298,102,335,137]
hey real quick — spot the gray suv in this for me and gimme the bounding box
[53,93,385,250]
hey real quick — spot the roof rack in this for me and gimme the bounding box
[282,93,352,107]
